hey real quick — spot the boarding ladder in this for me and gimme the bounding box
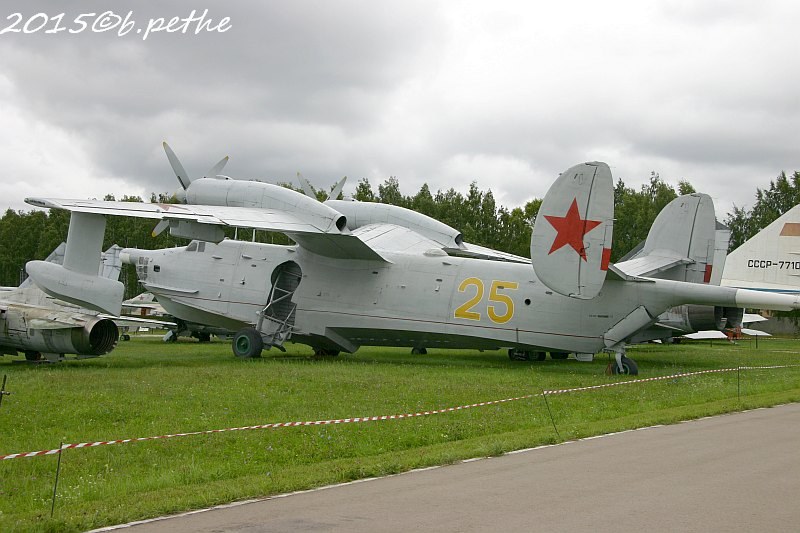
[256,263,301,349]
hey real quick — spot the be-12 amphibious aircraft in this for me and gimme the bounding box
[24,149,800,374]
[121,185,739,358]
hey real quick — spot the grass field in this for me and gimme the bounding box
[1,335,799,532]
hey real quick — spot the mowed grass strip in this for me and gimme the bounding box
[1,336,799,532]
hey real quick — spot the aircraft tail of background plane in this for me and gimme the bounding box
[721,203,800,294]
[530,162,614,299]
[24,212,124,315]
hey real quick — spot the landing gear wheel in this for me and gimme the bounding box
[411,347,427,355]
[313,348,340,357]
[232,328,263,358]
[24,351,42,361]
[121,334,131,341]
[534,351,547,361]
[508,348,532,361]
[197,332,212,343]
[610,355,638,375]
[549,352,569,360]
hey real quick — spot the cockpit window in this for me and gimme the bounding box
[185,241,206,253]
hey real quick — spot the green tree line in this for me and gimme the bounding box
[1,170,797,297]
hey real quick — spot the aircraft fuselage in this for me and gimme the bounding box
[123,236,722,355]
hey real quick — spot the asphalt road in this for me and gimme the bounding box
[107,403,800,532]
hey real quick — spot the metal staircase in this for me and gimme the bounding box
[256,262,301,349]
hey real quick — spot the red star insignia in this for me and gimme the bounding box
[544,198,602,261]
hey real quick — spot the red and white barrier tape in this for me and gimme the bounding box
[3,364,798,461]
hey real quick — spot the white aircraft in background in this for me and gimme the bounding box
[680,203,800,341]
[122,292,230,343]
[721,203,800,294]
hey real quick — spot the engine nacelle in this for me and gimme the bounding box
[326,200,463,248]
[183,178,347,233]
[0,311,118,357]
[684,305,745,331]
[685,305,726,331]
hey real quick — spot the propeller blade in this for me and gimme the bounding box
[329,176,347,201]
[151,219,170,237]
[163,142,191,190]
[297,172,318,199]
[204,156,229,179]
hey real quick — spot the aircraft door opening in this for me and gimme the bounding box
[256,260,302,348]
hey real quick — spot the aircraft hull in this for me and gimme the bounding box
[125,239,746,355]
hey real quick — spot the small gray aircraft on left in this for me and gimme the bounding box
[0,223,122,362]
[0,235,172,362]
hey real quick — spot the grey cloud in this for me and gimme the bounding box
[2,0,445,194]
[1,0,798,219]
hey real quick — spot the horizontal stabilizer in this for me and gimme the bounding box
[605,263,653,283]
[614,254,692,278]
[530,162,613,299]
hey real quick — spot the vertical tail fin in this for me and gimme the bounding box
[530,162,614,299]
[615,194,717,283]
[643,193,716,283]
[721,203,800,293]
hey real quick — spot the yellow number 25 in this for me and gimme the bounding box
[454,278,518,324]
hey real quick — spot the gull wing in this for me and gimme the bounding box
[26,197,387,262]
[26,198,331,234]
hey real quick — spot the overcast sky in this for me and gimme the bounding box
[2,1,799,221]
